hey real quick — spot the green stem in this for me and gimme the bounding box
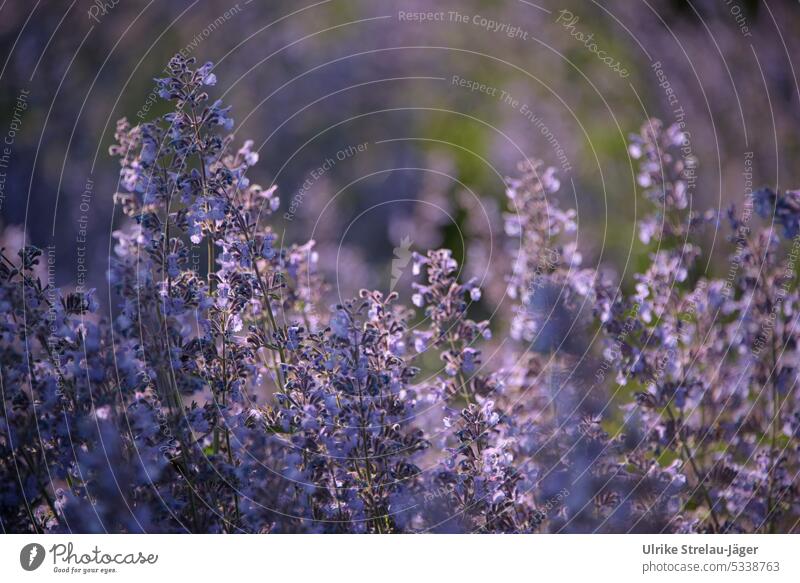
[766,337,781,533]
[664,405,721,531]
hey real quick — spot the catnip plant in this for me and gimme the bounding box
[0,57,798,533]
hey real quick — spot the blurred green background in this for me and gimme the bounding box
[1,0,798,303]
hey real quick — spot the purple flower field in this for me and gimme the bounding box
[1,55,798,534]
[1,2,799,536]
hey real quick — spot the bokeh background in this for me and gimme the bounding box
[1,0,799,306]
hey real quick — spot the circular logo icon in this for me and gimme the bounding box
[20,543,46,571]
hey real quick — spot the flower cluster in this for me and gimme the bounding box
[1,59,798,533]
